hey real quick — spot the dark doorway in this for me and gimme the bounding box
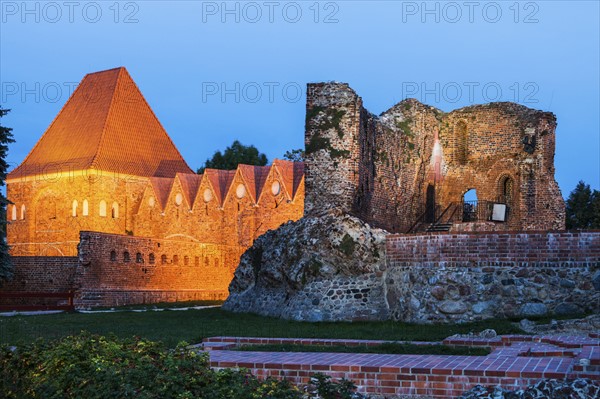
[425,185,436,223]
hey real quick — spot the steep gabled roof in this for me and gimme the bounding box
[9,67,193,179]
[237,164,271,204]
[176,173,203,208]
[149,177,174,210]
[203,169,236,206]
[273,159,304,200]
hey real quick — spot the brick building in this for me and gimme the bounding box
[304,83,565,233]
[4,67,304,306]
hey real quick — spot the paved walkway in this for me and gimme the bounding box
[204,334,600,398]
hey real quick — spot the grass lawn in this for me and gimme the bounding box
[0,307,523,348]
[236,343,491,356]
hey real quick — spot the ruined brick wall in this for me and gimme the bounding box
[304,84,565,232]
[75,231,246,307]
[385,231,600,322]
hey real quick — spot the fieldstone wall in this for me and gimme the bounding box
[224,216,600,323]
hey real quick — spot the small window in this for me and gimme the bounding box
[203,188,212,202]
[11,205,16,221]
[204,256,209,268]
[111,202,119,218]
[123,252,130,262]
[214,259,219,268]
[271,181,281,196]
[72,200,78,217]
[161,254,167,264]
[184,256,189,266]
[99,200,107,217]
[172,255,179,264]
[148,196,155,208]
[110,250,117,261]
[82,199,89,216]
[20,204,26,220]
[136,252,143,263]
[175,193,183,206]
[195,256,200,266]
[236,184,246,199]
[148,253,155,264]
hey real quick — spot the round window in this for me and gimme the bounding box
[203,188,213,202]
[271,181,281,196]
[148,196,155,208]
[235,184,246,199]
[175,193,183,206]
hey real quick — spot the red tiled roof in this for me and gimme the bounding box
[176,172,203,207]
[9,67,193,179]
[237,164,272,203]
[273,159,304,200]
[149,177,174,210]
[204,169,236,206]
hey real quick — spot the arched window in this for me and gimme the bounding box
[195,256,200,266]
[462,189,478,222]
[172,255,179,264]
[136,252,143,263]
[184,256,189,266]
[148,253,155,264]
[82,199,89,216]
[455,121,468,165]
[110,250,117,261]
[204,256,209,268]
[20,204,26,220]
[214,258,219,268]
[99,200,107,217]
[123,252,130,262]
[111,202,119,218]
[72,200,78,217]
[501,176,514,204]
[11,205,16,221]
[161,254,167,264]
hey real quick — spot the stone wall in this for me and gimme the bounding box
[224,214,600,323]
[303,83,565,233]
[75,231,246,307]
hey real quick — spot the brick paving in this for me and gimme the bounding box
[204,335,600,398]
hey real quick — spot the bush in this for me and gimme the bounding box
[0,333,359,399]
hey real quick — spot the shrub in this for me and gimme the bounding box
[0,333,360,399]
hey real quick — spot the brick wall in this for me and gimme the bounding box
[0,256,78,306]
[304,84,565,233]
[386,231,600,266]
[75,231,246,307]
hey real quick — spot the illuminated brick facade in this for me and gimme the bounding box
[4,68,304,305]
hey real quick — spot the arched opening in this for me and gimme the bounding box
[99,200,107,217]
[161,254,167,264]
[462,189,478,222]
[111,202,119,218]
[148,253,155,264]
[72,200,78,217]
[82,199,89,216]
[20,204,26,220]
[455,121,468,165]
[11,205,17,221]
[425,184,436,223]
[110,250,117,262]
[123,252,130,262]
[184,256,189,266]
[136,252,143,263]
[172,255,179,264]
[500,176,514,204]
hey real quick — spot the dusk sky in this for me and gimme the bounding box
[1,1,598,195]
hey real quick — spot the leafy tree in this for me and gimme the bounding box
[565,180,600,229]
[0,107,14,285]
[283,148,305,162]
[197,140,268,174]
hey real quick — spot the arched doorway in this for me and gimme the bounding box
[462,189,478,222]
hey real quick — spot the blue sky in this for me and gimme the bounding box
[1,1,598,195]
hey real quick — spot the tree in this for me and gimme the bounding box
[196,140,268,174]
[565,180,600,230]
[0,107,15,284]
[283,148,304,162]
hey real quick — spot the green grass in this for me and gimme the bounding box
[0,307,523,348]
[92,300,224,311]
[237,343,491,356]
